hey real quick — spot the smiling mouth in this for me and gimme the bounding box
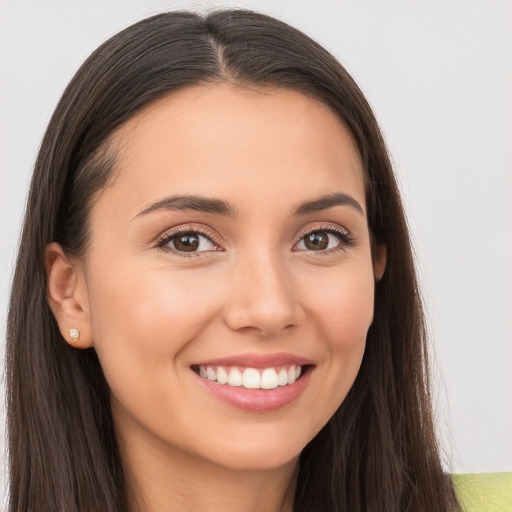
[191,364,311,390]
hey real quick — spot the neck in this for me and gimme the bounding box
[118,424,299,512]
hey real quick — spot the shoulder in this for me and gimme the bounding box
[452,473,512,512]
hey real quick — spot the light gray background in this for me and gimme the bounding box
[1,0,511,505]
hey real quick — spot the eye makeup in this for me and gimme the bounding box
[154,221,355,259]
[293,223,355,256]
[155,225,223,258]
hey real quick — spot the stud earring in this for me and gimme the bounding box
[69,328,80,342]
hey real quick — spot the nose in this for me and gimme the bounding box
[223,252,304,337]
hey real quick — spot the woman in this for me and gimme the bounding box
[6,9,460,512]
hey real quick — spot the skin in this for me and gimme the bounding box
[46,84,386,512]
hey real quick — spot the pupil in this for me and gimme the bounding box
[175,234,199,252]
[305,232,328,250]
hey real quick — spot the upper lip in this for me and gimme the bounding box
[193,352,314,368]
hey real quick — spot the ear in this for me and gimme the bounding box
[45,242,93,349]
[373,244,387,282]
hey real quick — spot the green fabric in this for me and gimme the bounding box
[452,473,512,512]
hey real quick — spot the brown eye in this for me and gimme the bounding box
[295,228,353,253]
[304,232,329,251]
[173,233,200,252]
[159,231,218,253]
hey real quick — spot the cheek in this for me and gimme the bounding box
[89,260,221,340]
[306,262,375,350]
[300,261,375,414]
[85,261,222,389]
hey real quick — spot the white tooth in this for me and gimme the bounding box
[199,366,207,378]
[277,368,288,386]
[227,368,243,387]
[242,368,261,389]
[261,368,279,389]
[216,367,228,384]
[206,367,217,381]
[287,366,296,384]
[295,366,302,380]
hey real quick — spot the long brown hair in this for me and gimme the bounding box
[6,9,459,511]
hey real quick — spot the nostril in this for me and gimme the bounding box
[224,305,303,337]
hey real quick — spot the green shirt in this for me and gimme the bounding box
[453,473,512,512]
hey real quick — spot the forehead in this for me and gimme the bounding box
[99,84,365,217]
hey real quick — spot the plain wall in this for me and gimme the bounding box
[1,0,511,505]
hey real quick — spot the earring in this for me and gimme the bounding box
[69,328,80,342]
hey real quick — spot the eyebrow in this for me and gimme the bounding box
[135,191,364,219]
[292,192,364,216]
[136,195,237,218]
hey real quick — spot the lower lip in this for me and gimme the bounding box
[195,367,313,412]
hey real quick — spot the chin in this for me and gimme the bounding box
[201,429,309,472]
[215,450,300,473]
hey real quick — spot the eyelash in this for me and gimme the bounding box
[155,224,354,258]
[155,226,222,258]
[295,225,355,255]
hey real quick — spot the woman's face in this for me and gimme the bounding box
[74,84,383,471]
